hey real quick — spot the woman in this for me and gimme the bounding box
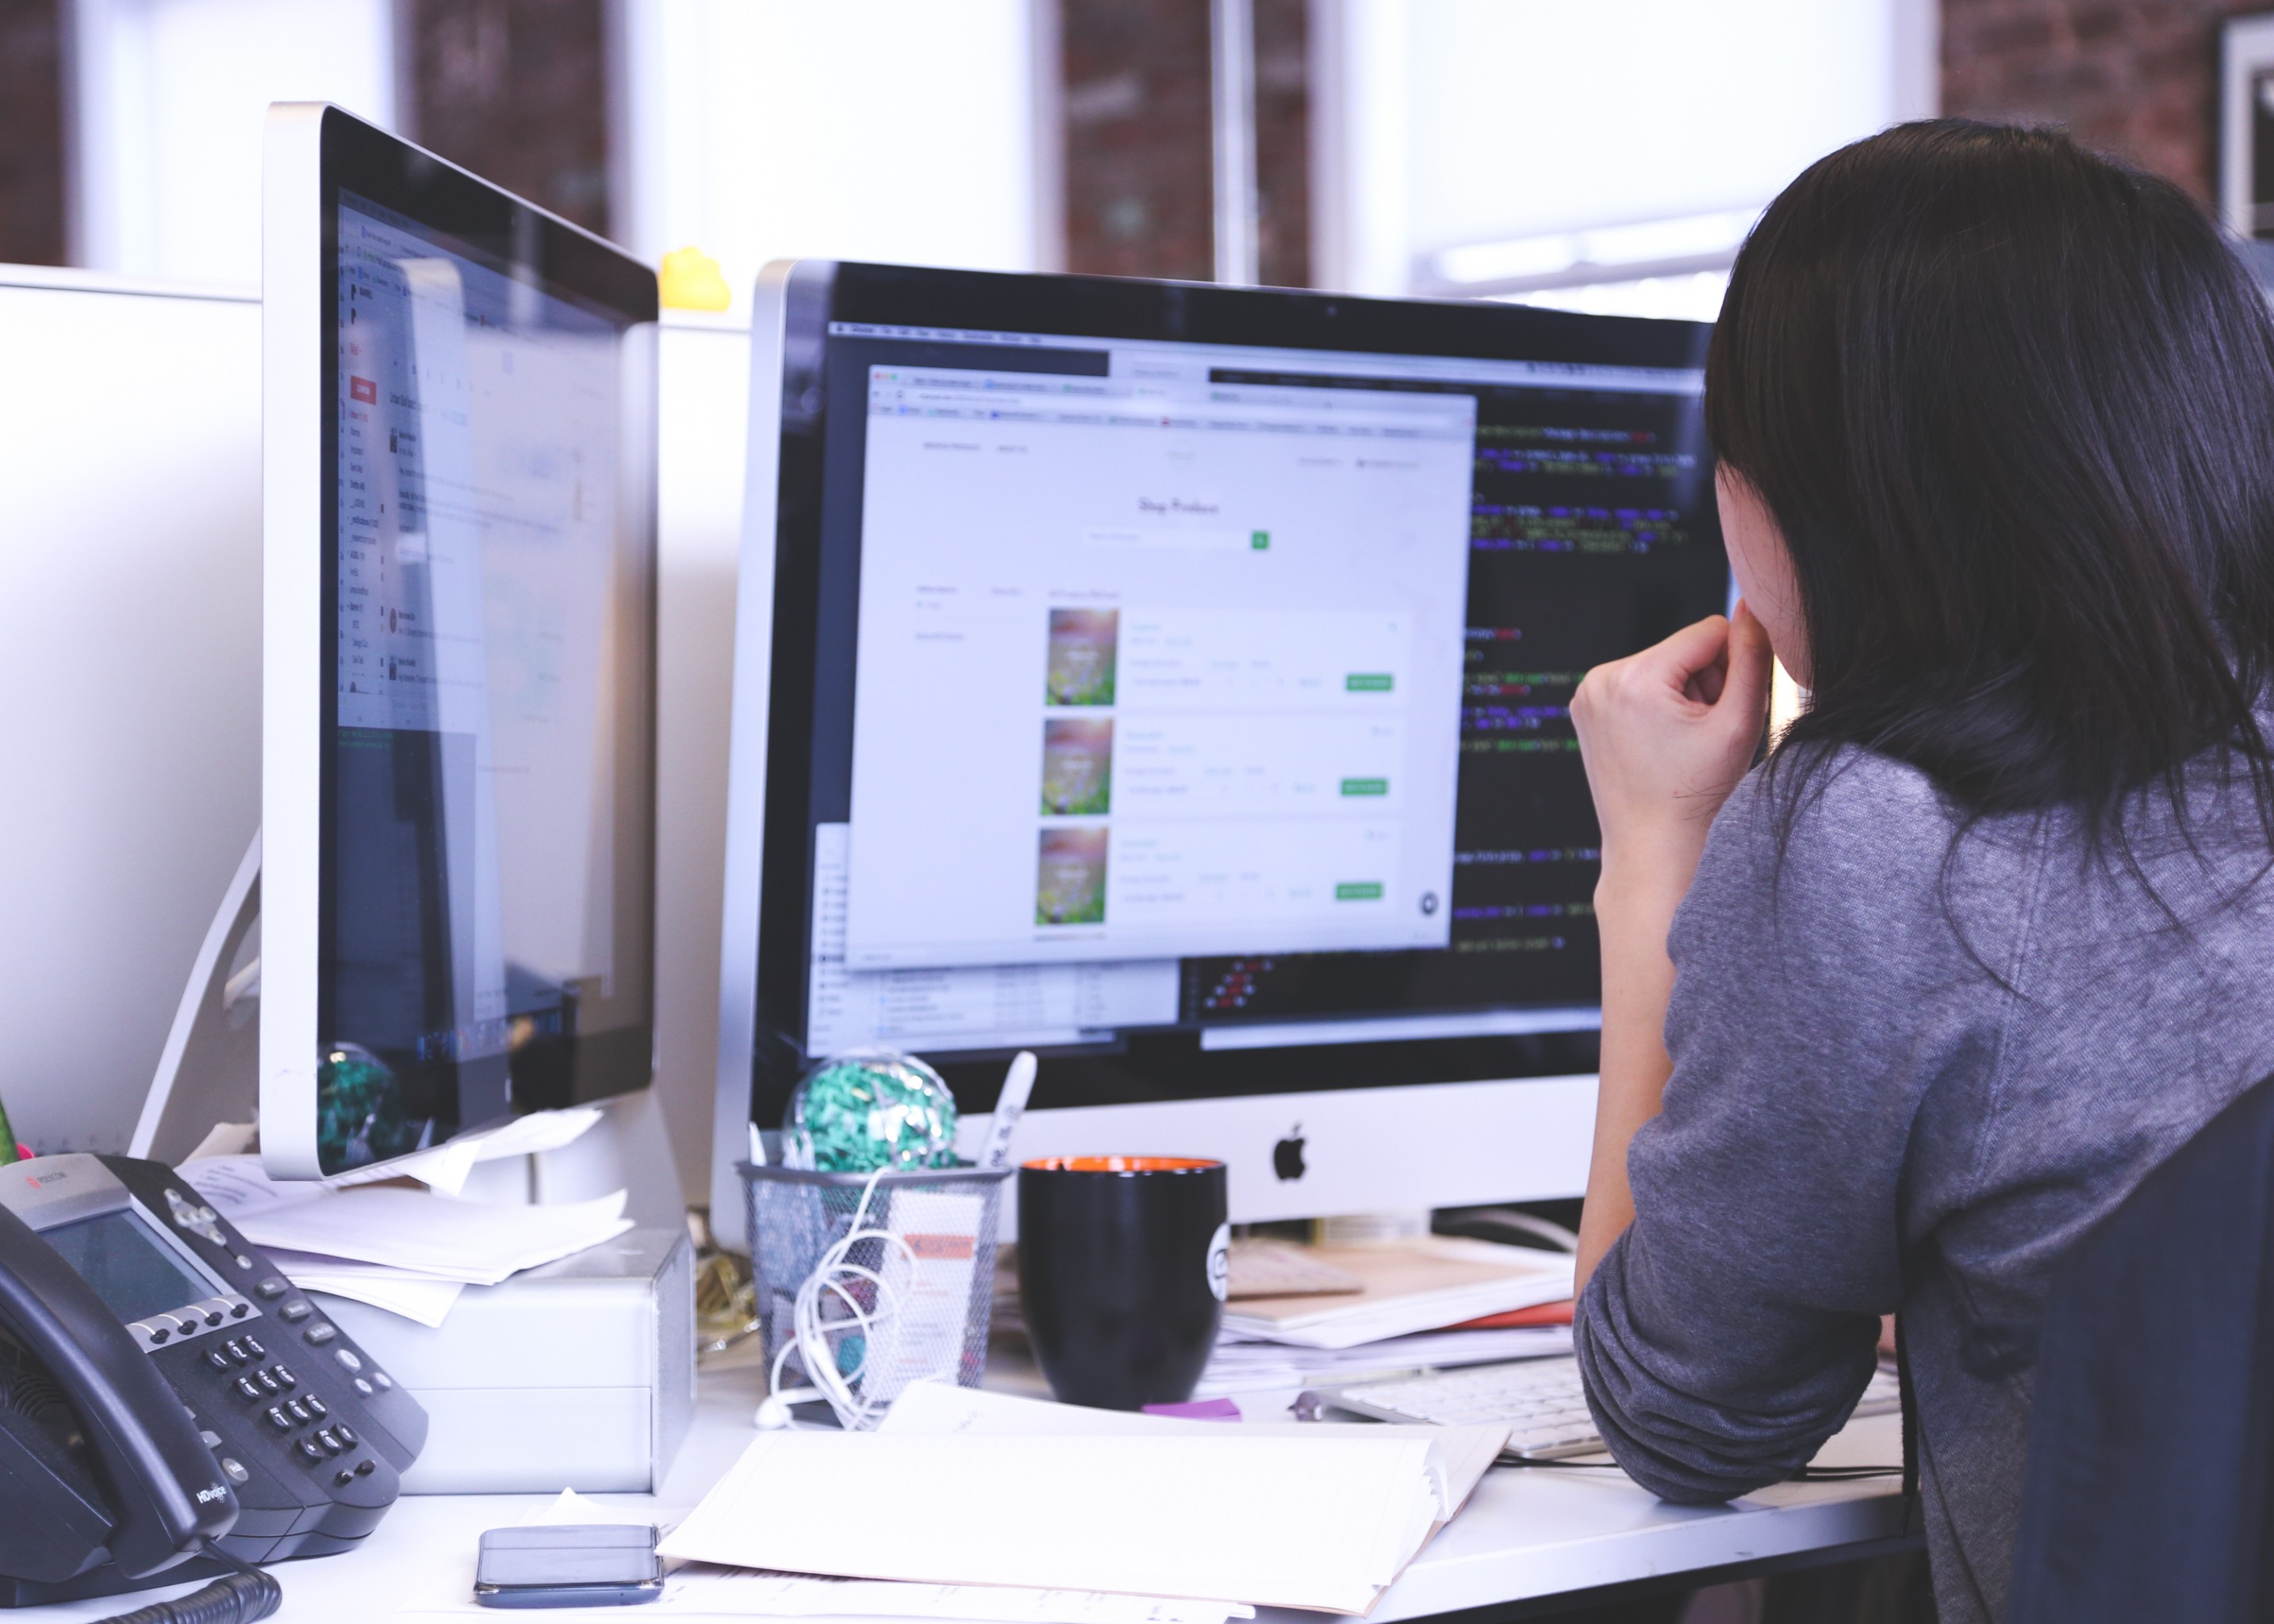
[1567,120,2274,1624]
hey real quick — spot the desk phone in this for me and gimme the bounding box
[0,1153,426,1610]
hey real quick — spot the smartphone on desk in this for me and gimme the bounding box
[475,1526,662,1608]
[0,1153,427,1607]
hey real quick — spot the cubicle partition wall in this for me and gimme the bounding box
[0,266,750,1201]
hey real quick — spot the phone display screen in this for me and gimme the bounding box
[42,1210,222,1324]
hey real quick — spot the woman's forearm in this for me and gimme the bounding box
[1566,603,1774,1295]
[1574,855,1693,1293]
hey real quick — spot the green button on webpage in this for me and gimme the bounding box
[1346,673,1393,691]
[1340,778,1388,796]
[1335,882,1385,901]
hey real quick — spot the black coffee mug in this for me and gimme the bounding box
[1017,1156,1229,1410]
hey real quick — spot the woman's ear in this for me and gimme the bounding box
[1715,467,1810,688]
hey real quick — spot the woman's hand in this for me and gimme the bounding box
[1570,603,1775,896]
[1570,603,1774,1293]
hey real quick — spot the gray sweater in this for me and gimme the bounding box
[1574,747,2274,1624]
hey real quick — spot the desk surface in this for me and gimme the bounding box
[20,1358,1911,1622]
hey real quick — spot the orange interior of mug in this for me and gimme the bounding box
[1022,1155,1221,1174]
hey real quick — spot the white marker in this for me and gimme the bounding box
[746,1120,767,1168]
[977,1051,1039,1171]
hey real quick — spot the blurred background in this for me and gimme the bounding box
[1,0,2248,322]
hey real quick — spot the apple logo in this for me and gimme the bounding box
[1272,1124,1306,1182]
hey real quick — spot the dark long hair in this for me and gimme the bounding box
[1708,120,2274,849]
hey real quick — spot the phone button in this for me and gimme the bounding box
[295,1439,325,1464]
[302,1395,326,1418]
[265,1407,293,1433]
[242,1335,266,1358]
[255,1279,288,1300]
[278,1299,313,1323]
[331,1347,361,1372]
[206,1350,233,1373]
[352,1377,373,1396]
[315,1427,343,1454]
[271,1364,297,1388]
[220,1457,250,1486]
[198,1430,223,1450]
[235,1376,263,1401]
[353,1458,374,1476]
[303,1323,337,1346]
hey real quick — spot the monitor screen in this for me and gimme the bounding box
[751,267,1729,1124]
[313,146,657,1172]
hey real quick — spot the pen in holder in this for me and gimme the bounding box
[739,1142,1011,1431]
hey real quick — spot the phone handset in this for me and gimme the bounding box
[0,1202,235,1578]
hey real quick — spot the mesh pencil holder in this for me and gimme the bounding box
[738,1144,1011,1427]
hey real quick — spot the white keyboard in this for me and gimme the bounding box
[1321,1357,1904,1460]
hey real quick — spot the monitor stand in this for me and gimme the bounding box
[132,833,682,1228]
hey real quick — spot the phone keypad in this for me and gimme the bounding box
[129,1178,389,1499]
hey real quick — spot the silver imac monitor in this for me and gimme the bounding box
[711,262,1726,1243]
[260,104,660,1179]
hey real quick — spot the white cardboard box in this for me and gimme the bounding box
[316,1228,696,1493]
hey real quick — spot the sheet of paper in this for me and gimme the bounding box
[183,1121,258,1162]
[180,1155,327,1220]
[519,1488,650,1526]
[1218,1238,1576,1350]
[403,1568,1250,1624]
[880,1381,1508,1526]
[1196,1326,1573,1397]
[237,1189,631,1284]
[656,1430,1441,1614]
[282,1254,466,1327]
[631,1571,1256,1623]
[389,1491,1258,1623]
[181,1161,632,1285]
[326,1106,606,1195]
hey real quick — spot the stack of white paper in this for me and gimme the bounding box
[1196,1324,1574,1397]
[656,1384,1510,1614]
[1217,1237,1574,1350]
[182,1155,632,1327]
[324,1107,607,1197]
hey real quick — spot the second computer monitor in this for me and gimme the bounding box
[262,105,661,1179]
[716,263,1727,1238]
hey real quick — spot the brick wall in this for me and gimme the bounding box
[1059,0,1310,285]
[0,0,66,266]
[406,0,612,236]
[1942,0,2262,202]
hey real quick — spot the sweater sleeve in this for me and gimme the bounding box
[1573,752,2022,1502]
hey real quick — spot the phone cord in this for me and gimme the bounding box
[90,1544,281,1624]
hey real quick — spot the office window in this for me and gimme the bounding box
[1313,0,1936,316]
[616,0,1048,297]
[69,0,396,285]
